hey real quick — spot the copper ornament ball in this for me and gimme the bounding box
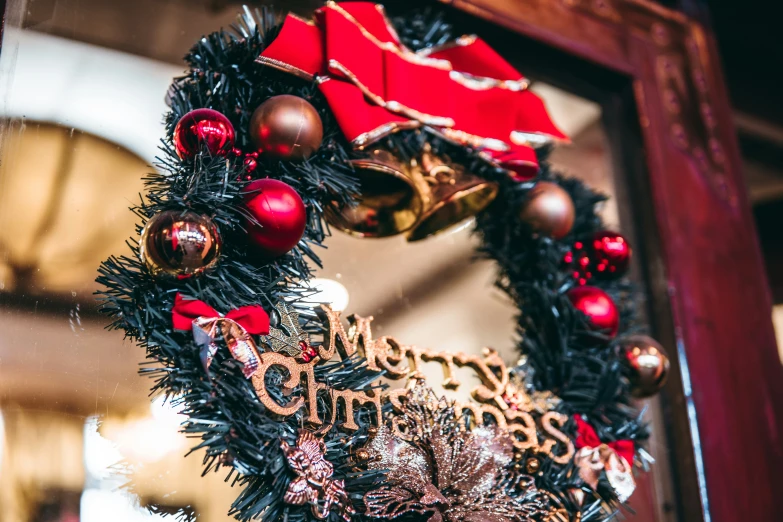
[249,95,324,161]
[620,335,670,398]
[140,210,222,278]
[520,181,575,239]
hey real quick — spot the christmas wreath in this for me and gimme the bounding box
[97,2,668,521]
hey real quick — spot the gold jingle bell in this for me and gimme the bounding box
[406,146,498,242]
[326,146,498,240]
[325,149,422,238]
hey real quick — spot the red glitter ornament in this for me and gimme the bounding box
[563,232,632,285]
[243,179,307,258]
[567,285,619,338]
[592,230,631,278]
[173,108,235,159]
[563,240,594,285]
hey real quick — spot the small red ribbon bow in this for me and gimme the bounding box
[172,293,270,377]
[574,416,634,464]
[257,1,568,179]
[574,416,636,503]
[172,293,270,335]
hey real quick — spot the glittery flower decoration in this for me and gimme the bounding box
[362,384,557,522]
[281,429,355,521]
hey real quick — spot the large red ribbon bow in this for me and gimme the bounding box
[574,416,636,502]
[172,293,269,377]
[257,1,568,179]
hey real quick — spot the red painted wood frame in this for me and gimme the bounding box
[438,1,783,522]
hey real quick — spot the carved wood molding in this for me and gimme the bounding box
[563,0,738,209]
[440,0,737,208]
[563,0,736,208]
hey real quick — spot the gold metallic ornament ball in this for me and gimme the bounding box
[620,335,670,398]
[140,210,222,278]
[526,457,541,474]
[249,94,324,161]
[519,181,575,239]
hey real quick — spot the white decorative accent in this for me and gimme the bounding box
[510,131,555,147]
[304,278,350,312]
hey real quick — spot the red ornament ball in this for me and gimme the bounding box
[173,108,235,159]
[592,230,632,278]
[243,179,307,258]
[567,285,619,338]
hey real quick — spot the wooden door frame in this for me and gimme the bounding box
[439,1,783,522]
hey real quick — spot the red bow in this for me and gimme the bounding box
[574,416,636,502]
[172,293,270,335]
[257,1,568,179]
[574,416,635,467]
[172,293,269,377]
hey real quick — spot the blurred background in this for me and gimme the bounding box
[0,0,780,521]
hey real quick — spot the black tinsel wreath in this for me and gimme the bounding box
[96,3,650,522]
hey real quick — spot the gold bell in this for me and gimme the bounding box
[406,146,499,242]
[325,149,422,238]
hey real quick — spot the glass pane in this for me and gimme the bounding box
[0,2,676,522]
